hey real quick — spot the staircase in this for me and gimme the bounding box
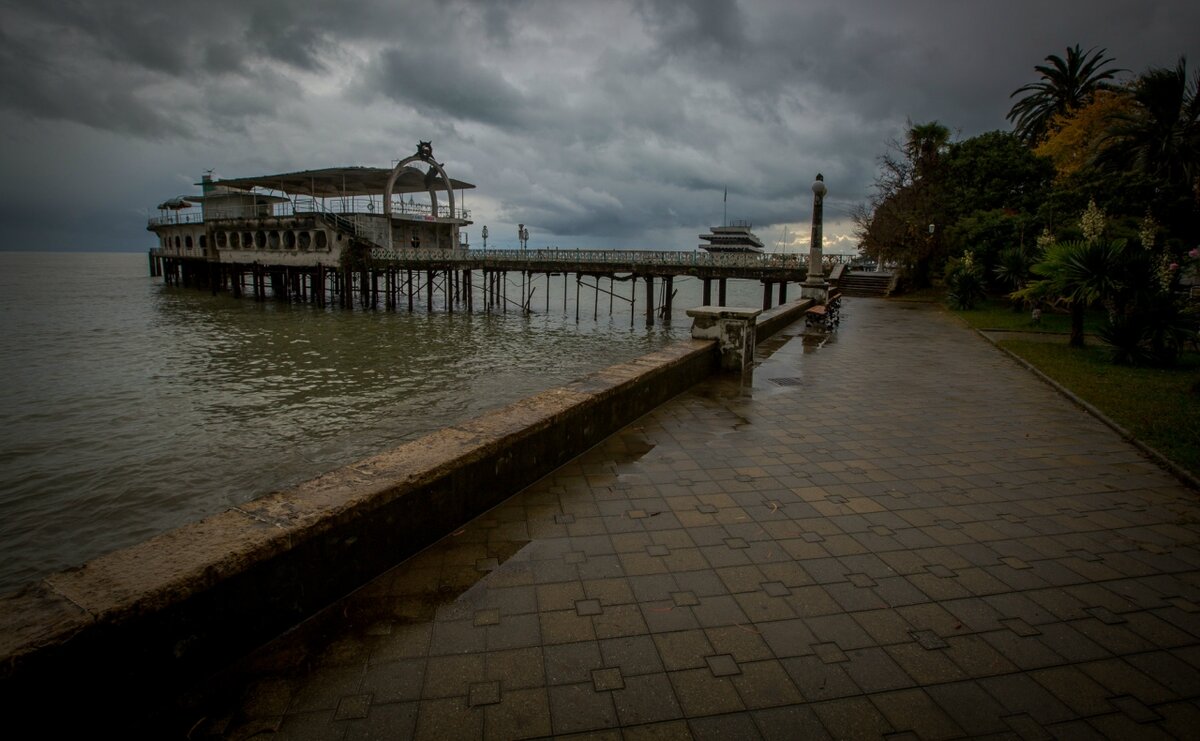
[838,271,892,297]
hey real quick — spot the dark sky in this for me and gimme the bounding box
[1,0,1196,252]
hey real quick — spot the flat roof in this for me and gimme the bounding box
[209,166,476,198]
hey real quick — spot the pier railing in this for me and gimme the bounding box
[148,212,205,227]
[293,197,470,222]
[369,247,811,271]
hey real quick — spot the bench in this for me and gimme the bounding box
[805,291,842,330]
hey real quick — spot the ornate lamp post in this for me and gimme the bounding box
[518,224,529,251]
[482,225,488,250]
[801,173,828,301]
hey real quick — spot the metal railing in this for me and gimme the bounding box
[293,196,469,221]
[147,198,471,229]
[148,212,204,227]
[369,247,813,269]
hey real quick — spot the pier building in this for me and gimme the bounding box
[147,141,474,306]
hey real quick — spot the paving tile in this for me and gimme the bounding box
[483,687,551,741]
[485,646,545,690]
[806,613,877,650]
[781,655,861,702]
[541,609,598,644]
[752,705,832,740]
[810,696,894,738]
[1079,658,1178,704]
[469,680,502,707]
[414,696,482,740]
[360,658,425,704]
[705,653,741,677]
[704,625,775,663]
[653,630,714,671]
[592,667,625,691]
[842,647,915,693]
[1001,711,1053,741]
[1155,701,1200,739]
[1108,694,1162,724]
[334,693,372,721]
[978,673,1074,725]
[612,672,683,726]
[729,659,804,709]
[592,602,650,639]
[669,668,746,717]
[548,682,618,735]
[599,635,664,676]
[688,713,762,740]
[756,617,816,658]
[576,598,604,616]
[925,681,1010,735]
[544,641,603,685]
[1125,651,1200,697]
[343,701,418,740]
[885,643,966,685]
[871,688,965,740]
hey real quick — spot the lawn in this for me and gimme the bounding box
[936,292,1198,477]
[995,338,1200,479]
[953,297,1107,334]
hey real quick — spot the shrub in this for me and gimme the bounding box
[944,252,986,310]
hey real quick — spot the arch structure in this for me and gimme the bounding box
[383,141,459,250]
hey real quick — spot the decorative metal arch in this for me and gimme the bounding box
[383,141,458,250]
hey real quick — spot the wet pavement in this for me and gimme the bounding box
[181,298,1200,739]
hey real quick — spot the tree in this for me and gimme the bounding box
[1101,57,1200,203]
[1035,89,1134,180]
[1014,239,1127,347]
[854,121,952,286]
[1007,45,1123,144]
[905,121,951,181]
[941,131,1054,221]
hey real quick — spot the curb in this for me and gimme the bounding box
[970,326,1200,493]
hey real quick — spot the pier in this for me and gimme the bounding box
[149,246,851,321]
[146,142,849,322]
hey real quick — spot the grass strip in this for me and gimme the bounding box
[996,338,1200,479]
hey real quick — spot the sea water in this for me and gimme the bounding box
[0,251,768,593]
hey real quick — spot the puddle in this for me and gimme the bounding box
[607,431,656,463]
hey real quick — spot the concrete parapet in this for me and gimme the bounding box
[755,296,817,339]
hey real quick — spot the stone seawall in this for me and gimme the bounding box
[0,297,813,726]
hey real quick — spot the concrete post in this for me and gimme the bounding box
[686,306,762,372]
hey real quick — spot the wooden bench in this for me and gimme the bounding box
[805,290,842,330]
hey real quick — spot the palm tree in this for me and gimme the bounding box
[905,121,951,181]
[1014,239,1126,347]
[1007,45,1123,144]
[1100,57,1200,196]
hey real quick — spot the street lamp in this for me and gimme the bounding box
[482,225,488,250]
[801,173,828,301]
[518,224,529,251]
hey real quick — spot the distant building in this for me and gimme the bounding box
[698,220,765,254]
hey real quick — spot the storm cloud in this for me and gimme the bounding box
[0,0,1196,252]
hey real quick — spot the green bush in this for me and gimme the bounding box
[943,252,986,310]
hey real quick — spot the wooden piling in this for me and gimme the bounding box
[644,275,654,327]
